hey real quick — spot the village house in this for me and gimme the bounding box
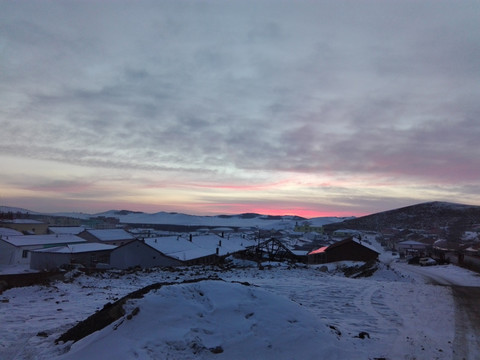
[0,227,24,237]
[0,219,49,235]
[30,243,116,271]
[308,237,379,264]
[143,235,218,265]
[294,221,324,234]
[78,229,136,246]
[396,240,429,257]
[0,234,86,266]
[142,233,255,266]
[109,240,183,269]
[332,229,361,239]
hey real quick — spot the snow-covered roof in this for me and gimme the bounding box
[397,240,427,247]
[333,229,360,234]
[211,227,235,232]
[0,227,24,237]
[49,226,86,235]
[33,243,116,254]
[351,238,380,253]
[309,238,379,255]
[290,250,309,256]
[145,234,256,261]
[168,248,218,261]
[85,229,135,241]
[0,234,86,247]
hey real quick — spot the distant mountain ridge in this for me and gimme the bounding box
[0,206,346,230]
[91,210,312,229]
[4,202,479,235]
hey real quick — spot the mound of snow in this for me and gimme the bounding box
[56,280,352,360]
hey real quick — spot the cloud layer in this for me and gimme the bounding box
[1,0,479,216]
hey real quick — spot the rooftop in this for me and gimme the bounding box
[0,234,86,247]
[33,243,116,254]
[84,229,135,241]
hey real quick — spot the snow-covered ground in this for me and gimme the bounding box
[1,244,480,359]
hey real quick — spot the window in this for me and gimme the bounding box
[22,250,29,258]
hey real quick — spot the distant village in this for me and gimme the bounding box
[1,204,480,274]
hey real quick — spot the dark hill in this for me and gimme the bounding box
[323,202,480,241]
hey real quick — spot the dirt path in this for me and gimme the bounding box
[394,263,480,359]
[451,286,480,360]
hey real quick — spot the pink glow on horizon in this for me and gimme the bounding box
[186,202,362,218]
[3,196,365,218]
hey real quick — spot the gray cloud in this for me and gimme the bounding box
[1,0,480,213]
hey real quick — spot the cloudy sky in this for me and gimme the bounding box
[1,0,479,217]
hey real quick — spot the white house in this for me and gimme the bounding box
[0,234,86,265]
[0,219,49,235]
[110,240,183,269]
[396,240,428,255]
[30,243,116,271]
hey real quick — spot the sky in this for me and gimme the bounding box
[1,0,480,218]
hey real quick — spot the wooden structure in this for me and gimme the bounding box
[250,238,298,262]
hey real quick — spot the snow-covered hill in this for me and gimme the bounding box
[39,209,347,230]
[55,280,352,360]
[0,206,38,215]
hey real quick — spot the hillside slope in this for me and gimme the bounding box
[323,202,480,240]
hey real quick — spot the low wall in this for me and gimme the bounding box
[0,271,64,293]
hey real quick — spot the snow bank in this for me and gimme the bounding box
[56,280,352,360]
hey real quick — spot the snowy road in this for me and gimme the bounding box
[394,262,480,360]
[452,286,480,360]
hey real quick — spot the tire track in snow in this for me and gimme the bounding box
[451,286,480,360]
[353,283,402,339]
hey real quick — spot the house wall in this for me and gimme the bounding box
[326,242,378,263]
[30,250,112,271]
[0,241,44,265]
[110,240,183,269]
[0,240,17,265]
[397,243,427,252]
[77,231,98,243]
[307,252,326,265]
[185,254,220,266]
[30,252,71,271]
[70,251,111,268]
[1,222,49,235]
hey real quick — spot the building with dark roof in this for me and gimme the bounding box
[308,237,379,264]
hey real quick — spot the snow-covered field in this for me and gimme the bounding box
[2,254,480,359]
